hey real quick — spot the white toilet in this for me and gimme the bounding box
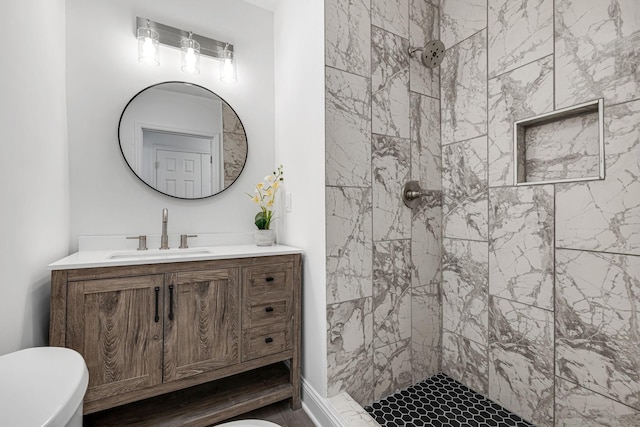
[0,346,89,427]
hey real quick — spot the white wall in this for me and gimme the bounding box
[0,0,69,355]
[66,0,275,248]
[274,0,327,396]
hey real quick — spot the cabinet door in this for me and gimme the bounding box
[67,275,164,402]
[163,268,240,382]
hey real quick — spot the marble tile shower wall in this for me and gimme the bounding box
[440,0,640,426]
[325,0,443,405]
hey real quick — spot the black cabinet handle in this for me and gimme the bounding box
[265,306,274,313]
[265,337,273,344]
[168,285,174,320]
[154,287,160,323]
[265,276,274,282]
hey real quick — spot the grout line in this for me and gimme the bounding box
[442,26,486,53]
[370,236,414,242]
[426,0,439,9]
[489,294,554,313]
[441,328,487,349]
[600,96,640,109]
[409,89,440,101]
[370,22,409,43]
[324,64,370,80]
[442,235,489,244]
[553,0,557,111]
[438,0,445,376]
[488,53,555,81]
[555,375,640,413]
[442,133,489,147]
[552,178,558,424]
[406,0,414,384]
[325,184,374,189]
[488,183,552,189]
[485,0,491,396]
[371,132,410,140]
[555,246,640,259]
[326,294,374,307]
[369,7,376,399]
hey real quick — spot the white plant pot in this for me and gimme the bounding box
[254,229,275,246]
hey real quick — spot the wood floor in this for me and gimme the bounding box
[214,399,317,427]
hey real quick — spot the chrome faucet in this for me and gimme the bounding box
[160,208,169,250]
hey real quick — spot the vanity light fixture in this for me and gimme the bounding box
[135,17,236,83]
[137,19,159,66]
[220,44,237,84]
[181,32,200,74]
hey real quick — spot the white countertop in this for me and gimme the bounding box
[49,234,302,270]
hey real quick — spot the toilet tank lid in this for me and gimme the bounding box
[0,347,89,427]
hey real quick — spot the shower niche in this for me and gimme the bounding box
[513,98,604,186]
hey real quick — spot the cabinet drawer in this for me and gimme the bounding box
[244,300,290,329]
[243,263,293,302]
[242,325,292,362]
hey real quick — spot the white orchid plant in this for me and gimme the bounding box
[248,165,284,230]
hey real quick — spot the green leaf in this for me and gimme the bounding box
[254,211,268,229]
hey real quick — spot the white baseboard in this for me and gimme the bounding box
[300,377,347,427]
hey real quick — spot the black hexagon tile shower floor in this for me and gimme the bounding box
[364,373,536,427]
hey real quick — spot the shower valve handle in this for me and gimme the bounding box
[405,190,426,201]
[402,181,429,209]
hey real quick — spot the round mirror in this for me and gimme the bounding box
[118,82,248,199]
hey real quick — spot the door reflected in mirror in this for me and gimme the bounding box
[118,82,247,199]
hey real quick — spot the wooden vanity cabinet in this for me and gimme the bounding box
[49,254,301,426]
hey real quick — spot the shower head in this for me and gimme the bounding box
[408,40,445,68]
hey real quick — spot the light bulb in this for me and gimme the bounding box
[137,24,159,66]
[185,48,196,67]
[180,35,200,74]
[221,52,237,83]
[224,58,233,75]
[142,37,156,58]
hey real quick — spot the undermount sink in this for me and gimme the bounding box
[108,248,214,260]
